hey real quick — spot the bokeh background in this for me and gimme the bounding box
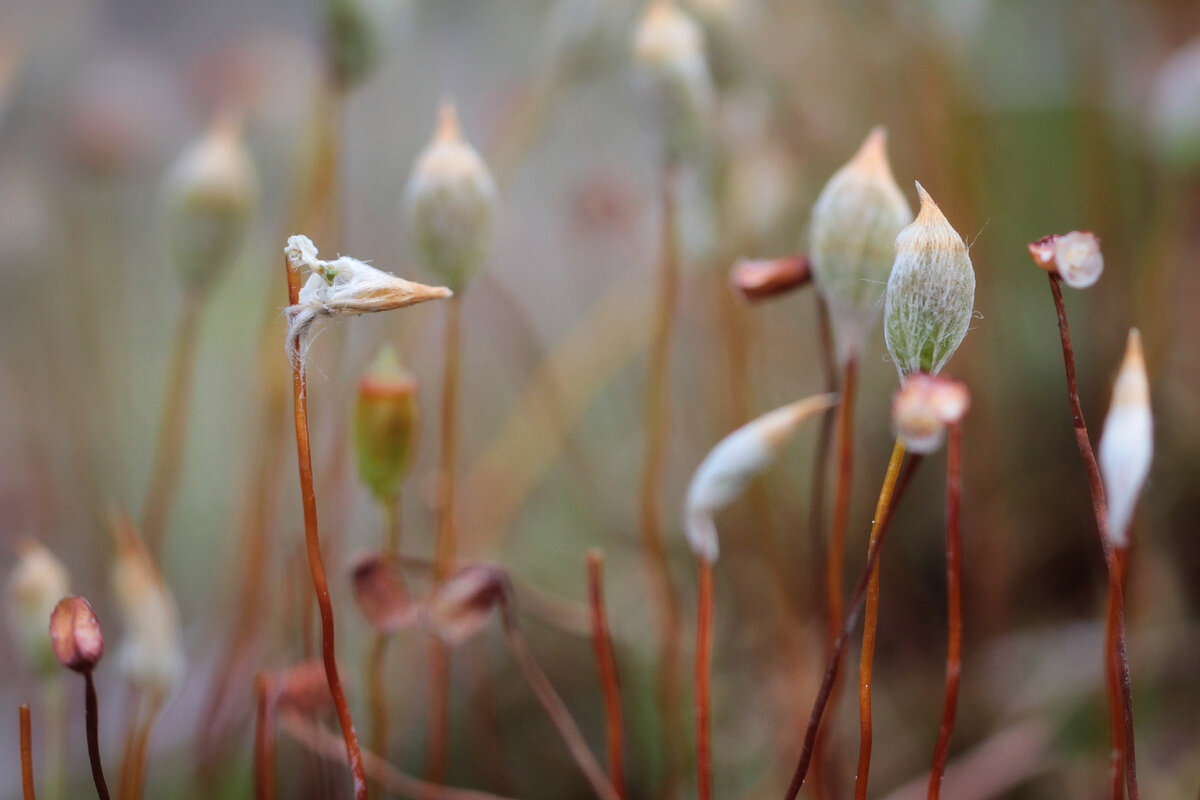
[2,0,1200,797]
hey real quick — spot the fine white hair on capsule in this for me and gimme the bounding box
[284,234,451,369]
[683,393,836,562]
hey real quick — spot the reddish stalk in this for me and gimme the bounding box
[1104,552,1125,800]
[254,674,276,800]
[141,289,204,559]
[83,671,111,800]
[783,453,923,800]
[854,438,907,800]
[367,499,402,781]
[640,160,685,791]
[20,703,36,800]
[928,422,964,799]
[827,358,859,650]
[1046,273,1139,800]
[695,559,714,800]
[429,294,463,787]
[284,255,368,800]
[587,551,627,799]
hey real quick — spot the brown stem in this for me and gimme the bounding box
[587,551,627,799]
[1047,273,1138,800]
[1105,554,1124,800]
[141,289,205,559]
[640,160,685,795]
[126,692,163,800]
[285,257,368,800]
[783,453,923,800]
[254,674,276,800]
[695,559,714,800]
[84,671,111,800]
[854,438,908,800]
[928,422,964,800]
[429,294,463,787]
[827,358,859,651]
[499,604,622,800]
[20,703,36,800]
[368,496,402,785]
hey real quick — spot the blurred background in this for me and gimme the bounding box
[2,0,1200,797]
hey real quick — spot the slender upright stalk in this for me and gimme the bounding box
[254,674,276,800]
[367,498,402,780]
[854,438,907,800]
[695,559,714,800]
[284,256,368,800]
[1104,551,1125,800]
[783,453,922,800]
[928,422,963,800]
[1047,273,1139,800]
[84,671,111,800]
[20,703,36,800]
[141,289,205,559]
[429,294,463,786]
[587,551,627,799]
[124,691,164,800]
[826,358,859,648]
[499,605,622,800]
[640,160,685,794]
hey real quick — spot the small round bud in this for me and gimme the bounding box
[1098,329,1153,547]
[353,346,418,504]
[632,0,714,158]
[1149,37,1200,172]
[884,183,976,379]
[7,540,71,677]
[349,553,417,634]
[162,115,259,290]
[49,596,104,674]
[324,0,383,92]
[891,374,970,454]
[403,102,497,291]
[427,565,509,645]
[809,128,914,365]
[1027,231,1103,289]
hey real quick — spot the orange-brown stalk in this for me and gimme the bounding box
[367,499,402,782]
[20,703,35,800]
[254,673,276,800]
[695,559,714,800]
[284,255,367,800]
[928,421,963,799]
[587,551,627,799]
[1047,274,1138,800]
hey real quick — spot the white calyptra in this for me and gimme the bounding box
[6,540,70,677]
[284,234,451,365]
[884,183,976,380]
[1027,231,1103,289]
[891,374,970,454]
[683,394,836,562]
[1098,329,1153,548]
[632,0,713,154]
[809,128,913,365]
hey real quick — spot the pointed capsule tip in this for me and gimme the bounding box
[850,126,893,182]
[436,100,462,144]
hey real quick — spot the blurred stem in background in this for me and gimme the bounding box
[588,550,628,800]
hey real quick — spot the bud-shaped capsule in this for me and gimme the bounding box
[49,596,104,674]
[684,394,836,561]
[1098,329,1153,547]
[632,0,713,157]
[891,374,970,454]
[162,115,259,290]
[427,565,508,645]
[809,128,914,365]
[403,103,497,291]
[354,347,418,504]
[324,0,382,91]
[7,540,70,677]
[1027,231,1103,289]
[884,183,976,379]
[110,514,185,695]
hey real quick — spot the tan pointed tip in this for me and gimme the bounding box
[1125,328,1143,362]
[850,126,893,181]
[1113,327,1149,409]
[436,100,462,144]
[913,181,946,224]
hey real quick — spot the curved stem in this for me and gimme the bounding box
[254,674,276,800]
[783,452,923,800]
[587,551,627,799]
[20,703,35,800]
[854,438,907,800]
[83,671,111,800]
[285,258,367,800]
[141,289,205,559]
[928,422,963,800]
[696,559,714,800]
[500,605,622,800]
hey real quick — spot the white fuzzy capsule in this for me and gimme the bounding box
[891,374,970,454]
[162,115,259,290]
[1150,36,1200,171]
[632,0,713,156]
[403,102,497,291]
[884,183,976,379]
[684,394,836,562]
[1027,231,1103,289]
[1098,329,1153,548]
[810,128,914,365]
[6,540,70,677]
[284,234,452,365]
